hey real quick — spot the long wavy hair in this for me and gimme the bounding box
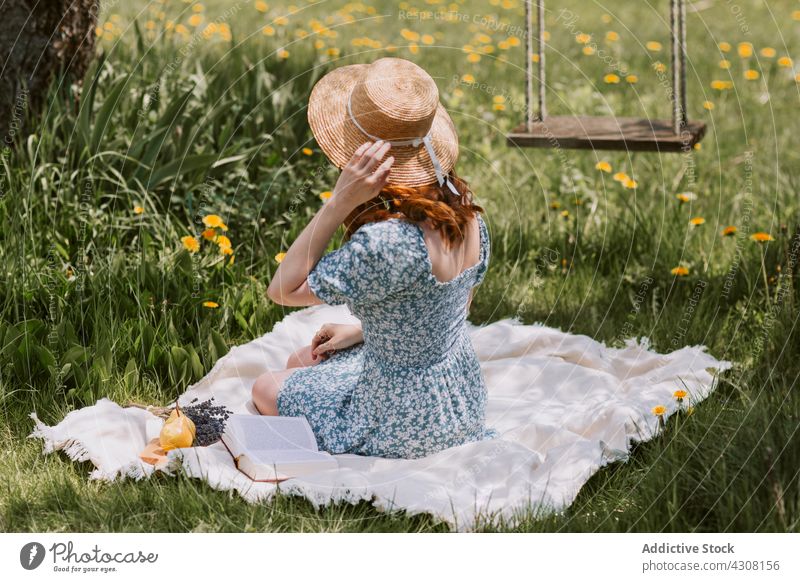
[342,170,483,248]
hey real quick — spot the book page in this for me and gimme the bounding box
[230,416,318,452]
[248,449,331,465]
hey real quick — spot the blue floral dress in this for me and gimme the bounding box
[276,214,498,459]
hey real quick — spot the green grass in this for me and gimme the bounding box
[1,0,799,532]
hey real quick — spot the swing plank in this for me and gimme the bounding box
[506,115,706,152]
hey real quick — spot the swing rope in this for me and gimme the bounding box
[524,0,689,135]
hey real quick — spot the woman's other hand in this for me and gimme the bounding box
[331,141,394,210]
[311,323,364,360]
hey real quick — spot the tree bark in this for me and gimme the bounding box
[0,0,98,144]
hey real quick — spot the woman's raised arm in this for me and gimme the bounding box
[266,140,394,306]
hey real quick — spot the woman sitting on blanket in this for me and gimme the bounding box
[252,57,498,460]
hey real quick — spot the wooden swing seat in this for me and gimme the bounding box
[506,115,706,153]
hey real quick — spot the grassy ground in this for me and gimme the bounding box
[1,0,799,532]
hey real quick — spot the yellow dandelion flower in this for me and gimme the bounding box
[319,190,333,202]
[531,53,540,63]
[421,34,434,45]
[188,14,203,27]
[744,69,760,80]
[262,25,275,36]
[652,405,666,416]
[793,10,800,21]
[467,52,481,63]
[202,215,228,231]
[274,252,287,263]
[760,47,776,58]
[676,192,696,203]
[613,171,629,182]
[711,79,733,90]
[202,301,219,308]
[703,100,714,110]
[278,49,289,59]
[718,41,731,53]
[462,74,475,83]
[400,28,419,42]
[327,47,340,57]
[623,178,638,189]
[133,206,144,214]
[302,147,313,156]
[750,232,774,243]
[549,201,561,210]
[595,161,612,173]
[671,266,689,276]
[625,74,638,84]
[674,390,687,400]
[560,210,570,219]
[689,216,706,226]
[202,228,216,240]
[220,246,234,256]
[777,56,793,68]
[694,142,702,151]
[606,31,619,42]
[646,41,662,52]
[493,103,506,111]
[274,16,288,26]
[604,73,620,84]
[721,225,737,237]
[215,235,232,249]
[737,42,753,58]
[601,14,612,24]
[576,33,591,44]
[508,36,520,47]
[654,62,667,73]
[582,46,595,55]
[181,236,200,253]
[255,1,268,12]
[718,59,731,69]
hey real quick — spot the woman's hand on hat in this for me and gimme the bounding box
[331,140,394,211]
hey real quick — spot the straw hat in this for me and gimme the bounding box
[307,57,459,189]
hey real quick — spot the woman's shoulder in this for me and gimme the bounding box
[352,218,426,251]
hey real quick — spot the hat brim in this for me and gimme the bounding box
[307,64,459,188]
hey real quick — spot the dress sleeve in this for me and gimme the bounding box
[306,220,424,306]
[473,214,490,286]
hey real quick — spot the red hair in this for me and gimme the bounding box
[343,170,483,248]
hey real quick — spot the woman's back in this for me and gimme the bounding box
[307,214,490,367]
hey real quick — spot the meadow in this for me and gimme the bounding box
[1,0,799,532]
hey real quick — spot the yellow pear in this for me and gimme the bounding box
[166,406,196,437]
[159,407,196,450]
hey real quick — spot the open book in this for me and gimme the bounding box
[220,414,338,482]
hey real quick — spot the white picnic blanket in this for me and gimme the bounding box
[29,303,731,531]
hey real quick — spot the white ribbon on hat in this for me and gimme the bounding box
[346,92,460,196]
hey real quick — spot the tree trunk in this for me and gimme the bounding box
[0,0,98,144]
